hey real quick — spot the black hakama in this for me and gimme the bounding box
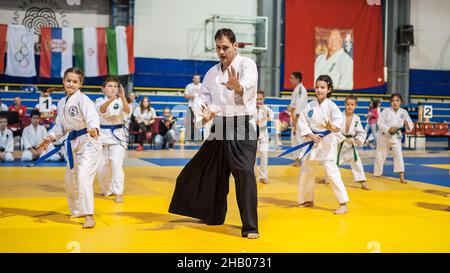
[169,115,258,237]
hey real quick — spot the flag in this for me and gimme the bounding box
[0,24,7,74]
[74,27,107,77]
[5,24,36,77]
[106,25,134,76]
[40,27,74,78]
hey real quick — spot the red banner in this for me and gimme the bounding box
[0,24,7,74]
[284,0,384,90]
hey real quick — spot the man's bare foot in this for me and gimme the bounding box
[360,181,370,190]
[247,233,260,239]
[298,201,314,207]
[334,204,348,215]
[115,195,124,203]
[82,215,95,229]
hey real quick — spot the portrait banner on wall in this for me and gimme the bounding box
[314,27,354,90]
[284,0,384,91]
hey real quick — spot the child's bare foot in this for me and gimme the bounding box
[70,214,83,219]
[298,201,314,207]
[247,232,260,239]
[82,215,95,229]
[445,193,450,197]
[292,159,302,167]
[318,179,329,184]
[115,194,124,203]
[334,203,348,215]
[399,173,407,183]
[259,178,269,184]
[360,181,370,190]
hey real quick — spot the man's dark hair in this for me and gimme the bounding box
[291,72,303,82]
[215,28,236,43]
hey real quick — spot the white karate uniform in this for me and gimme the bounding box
[1,103,8,111]
[314,48,353,90]
[192,53,258,130]
[185,82,202,108]
[95,97,128,196]
[290,83,308,147]
[0,128,14,162]
[256,104,274,181]
[374,107,413,176]
[21,124,60,162]
[48,90,101,216]
[335,111,367,182]
[297,98,349,204]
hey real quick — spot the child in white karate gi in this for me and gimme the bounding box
[335,95,369,190]
[95,76,130,203]
[0,115,14,162]
[21,110,61,162]
[374,93,413,183]
[256,90,274,184]
[297,75,349,214]
[36,67,101,229]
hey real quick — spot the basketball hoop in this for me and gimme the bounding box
[237,42,253,49]
[204,14,268,54]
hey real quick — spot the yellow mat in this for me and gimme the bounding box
[0,165,449,253]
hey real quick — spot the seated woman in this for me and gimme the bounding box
[133,97,156,151]
[155,107,177,149]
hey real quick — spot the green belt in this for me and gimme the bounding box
[336,134,358,167]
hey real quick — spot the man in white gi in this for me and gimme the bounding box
[169,28,260,239]
[289,71,308,163]
[184,74,202,141]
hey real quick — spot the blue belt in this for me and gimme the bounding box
[100,124,127,142]
[27,128,88,169]
[278,130,331,161]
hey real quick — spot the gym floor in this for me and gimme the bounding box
[0,147,449,253]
